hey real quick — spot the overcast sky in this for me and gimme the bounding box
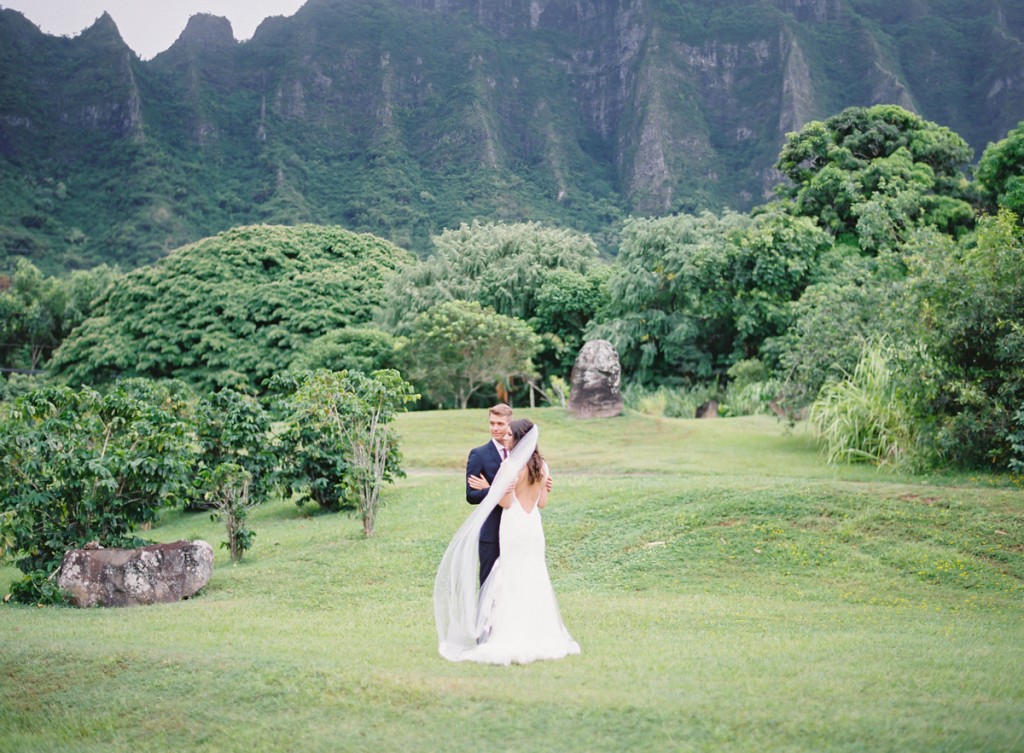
[0,1,308,59]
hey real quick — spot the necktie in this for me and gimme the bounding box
[502,448,508,460]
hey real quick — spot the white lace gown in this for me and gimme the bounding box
[459,492,581,666]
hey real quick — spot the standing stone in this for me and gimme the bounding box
[567,339,623,419]
[696,400,719,418]
[58,540,214,608]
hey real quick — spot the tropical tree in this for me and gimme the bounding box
[49,225,413,393]
[767,246,906,405]
[191,388,276,512]
[271,369,416,536]
[590,207,828,385]
[379,220,602,330]
[377,221,604,383]
[730,207,832,359]
[901,209,1024,468]
[289,326,398,374]
[976,121,1024,216]
[531,265,611,378]
[0,258,65,372]
[799,209,1024,471]
[399,300,542,408]
[269,392,356,513]
[775,105,975,246]
[590,211,739,385]
[60,263,120,336]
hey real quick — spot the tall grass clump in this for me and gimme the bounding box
[810,339,918,467]
[621,382,719,418]
[721,358,781,417]
[622,360,781,419]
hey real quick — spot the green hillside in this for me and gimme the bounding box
[2,409,1021,751]
[1,0,1022,273]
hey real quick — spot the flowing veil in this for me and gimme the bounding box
[434,425,539,660]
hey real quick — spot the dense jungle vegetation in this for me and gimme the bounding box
[2,0,1022,271]
[2,105,1023,603]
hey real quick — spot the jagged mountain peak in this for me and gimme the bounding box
[0,0,1022,273]
[172,13,237,52]
[0,6,45,40]
[77,11,130,49]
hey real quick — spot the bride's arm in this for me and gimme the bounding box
[498,474,518,509]
[537,463,550,509]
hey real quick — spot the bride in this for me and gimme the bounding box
[434,419,580,665]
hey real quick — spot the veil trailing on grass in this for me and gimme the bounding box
[434,425,539,660]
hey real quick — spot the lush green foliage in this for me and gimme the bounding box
[0,259,118,377]
[1009,406,1024,476]
[398,300,542,409]
[379,220,606,381]
[49,225,412,393]
[0,366,422,585]
[268,382,355,514]
[591,207,829,384]
[2,409,1021,751]
[592,211,740,384]
[789,209,1024,472]
[768,245,902,404]
[0,379,195,602]
[5,104,1023,477]
[809,339,919,468]
[7,0,1020,274]
[776,105,976,245]
[288,327,399,374]
[532,264,612,377]
[901,210,1024,468]
[202,462,257,563]
[976,120,1024,215]
[270,369,416,536]
[0,259,64,372]
[192,388,277,513]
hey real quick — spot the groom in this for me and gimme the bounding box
[465,403,513,585]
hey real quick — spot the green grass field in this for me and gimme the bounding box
[2,409,1022,752]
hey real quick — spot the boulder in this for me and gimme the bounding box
[567,339,623,419]
[696,400,719,418]
[58,540,213,608]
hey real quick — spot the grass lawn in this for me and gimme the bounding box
[2,409,1022,752]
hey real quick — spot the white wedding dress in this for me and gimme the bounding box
[461,491,580,665]
[435,426,580,665]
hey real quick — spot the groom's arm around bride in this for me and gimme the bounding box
[465,404,513,585]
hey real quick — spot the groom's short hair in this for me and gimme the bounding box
[489,403,512,419]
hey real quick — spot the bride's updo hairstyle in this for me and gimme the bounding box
[510,419,544,484]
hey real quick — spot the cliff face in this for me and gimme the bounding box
[0,12,142,146]
[0,0,1021,271]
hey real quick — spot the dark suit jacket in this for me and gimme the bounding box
[466,440,504,543]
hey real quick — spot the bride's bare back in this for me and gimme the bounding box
[501,461,549,513]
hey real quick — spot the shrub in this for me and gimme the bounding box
[809,340,918,468]
[1010,406,1024,475]
[718,359,781,417]
[202,463,257,563]
[0,380,195,603]
[268,370,417,534]
[902,211,1024,469]
[190,388,276,512]
[621,382,720,419]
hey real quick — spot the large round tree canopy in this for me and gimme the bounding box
[51,225,414,392]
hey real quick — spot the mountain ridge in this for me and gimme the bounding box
[1,0,1021,272]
